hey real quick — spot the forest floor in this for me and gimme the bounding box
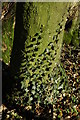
[1,44,80,120]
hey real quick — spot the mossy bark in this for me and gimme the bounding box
[10,2,72,77]
[63,2,79,47]
[9,2,75,117]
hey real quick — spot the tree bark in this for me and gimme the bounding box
[10,3,27,76]
[10,2,71,77]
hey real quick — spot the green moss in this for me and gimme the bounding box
[72,28,79,47]
[63,4,79,47]
[22,2,69,68]
[63,25,79,47]
[2,8,15,64]
[63,31,72,45]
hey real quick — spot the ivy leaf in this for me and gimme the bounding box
[25,80,29,87]
[58,84,63,90]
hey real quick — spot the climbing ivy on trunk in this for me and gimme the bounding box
[10,2,75,106]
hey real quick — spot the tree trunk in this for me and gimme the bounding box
[9,2,76,119]
[10,2,72,77]
[10,3,27,76]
